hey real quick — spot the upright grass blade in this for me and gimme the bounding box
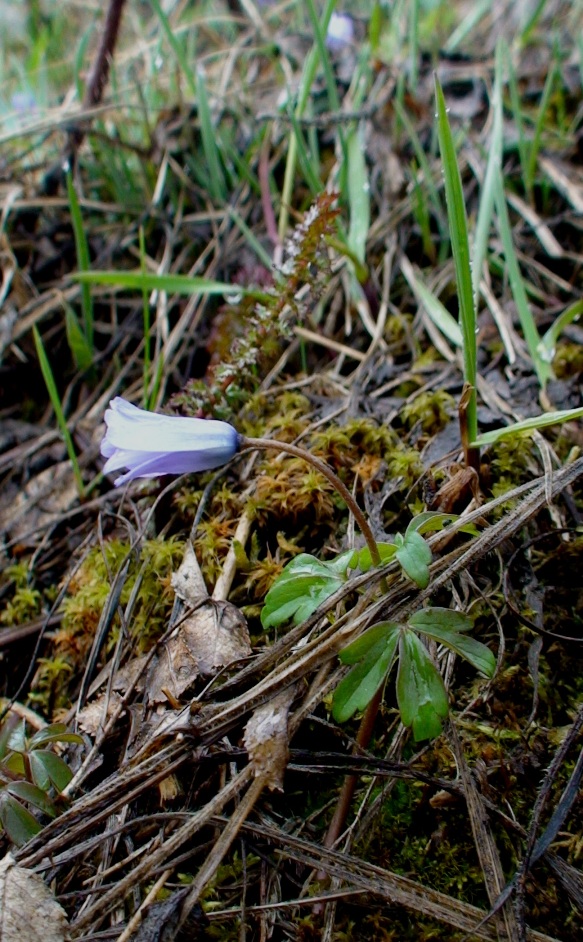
[305,0,341,115]
[492,163,554,388]
[346,123,370,271]
[195,65,228,203]
[33,326,84,499]
[66,170,93,353]
[149,0,226,202]
[505,45,529,194]
[278,0,337,243]
[149,0,197,95]
[434,76,477,447]
[472,42,504,303]
[525,59,558,198]
[392,97,445,228]
[138,227,152,409]
[408,0,419,92]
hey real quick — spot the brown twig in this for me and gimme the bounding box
[43,0,128,193]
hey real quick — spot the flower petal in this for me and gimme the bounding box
[100,397,240,486]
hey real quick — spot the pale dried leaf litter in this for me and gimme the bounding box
[0,853,68,942]
[244,687,296,790]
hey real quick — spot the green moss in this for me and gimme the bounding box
[401,390,455,433]
[56,536,184,675]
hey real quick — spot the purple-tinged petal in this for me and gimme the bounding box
[100,397,240,486]
[326,12,354,50]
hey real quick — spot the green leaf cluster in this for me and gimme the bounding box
[0,716,83,846]
[261,552,353,629]
[260,512,475,630]
[333,607,496,741]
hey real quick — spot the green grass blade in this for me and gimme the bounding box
[278,0,337,243]
[492,164,553,388]
[149,0,196,95]
[74,270,270,300]
[66,170,93,351]
[33,326,84,499]
[64,301,93,373]
[400,257,462,347]
[472,41,504,301]
[346,124,370,268]
[392,97,443,222]
[195,65,227,202]
[138,227,152,409]
[525,60,557,196]
[305,0,341,115]
[538,299,583,362]
[504,44,529,192]
[471,407,583,447]
[227,207,278,274]
[435,76,477,443]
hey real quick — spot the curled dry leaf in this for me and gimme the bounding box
[171,542,208,603]
[146,600,252,702]
[0,853,68,942]
[243,686,296,791]
[175,599,251,677]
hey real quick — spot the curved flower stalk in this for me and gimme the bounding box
[100,397,381,566]
[101,397,241,486]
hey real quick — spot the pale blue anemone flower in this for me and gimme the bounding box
[101,397,240,486]
[325,12,354,50]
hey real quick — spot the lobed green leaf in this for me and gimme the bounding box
[261,553,351,629]
[395,530,432,588]
[396,630,449,741]
[333,631,399,723]
[0,793,42,846]
[339,622,400,665]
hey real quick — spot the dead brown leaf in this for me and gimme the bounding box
[0,853,68,942]
[244,686,296,791]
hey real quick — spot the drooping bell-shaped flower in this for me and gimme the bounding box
[101,397,240,486]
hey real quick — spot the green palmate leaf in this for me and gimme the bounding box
[339,621,400,665]
[29,723,83,749]
[395,530,432,589]
[6,781,57,817]
[396,630,449,741]
[0,716,19,759]
[29,750,74,792]
[409,609,496,677]
[261,552,352,629]
[2,752,25,777]
[0,793,42,846]
[333,629,399,722]
[6,719,27,753]
[350,542,397,573]
[409,607,473,633]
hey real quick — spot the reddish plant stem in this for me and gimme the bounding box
[242,436,387,899]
